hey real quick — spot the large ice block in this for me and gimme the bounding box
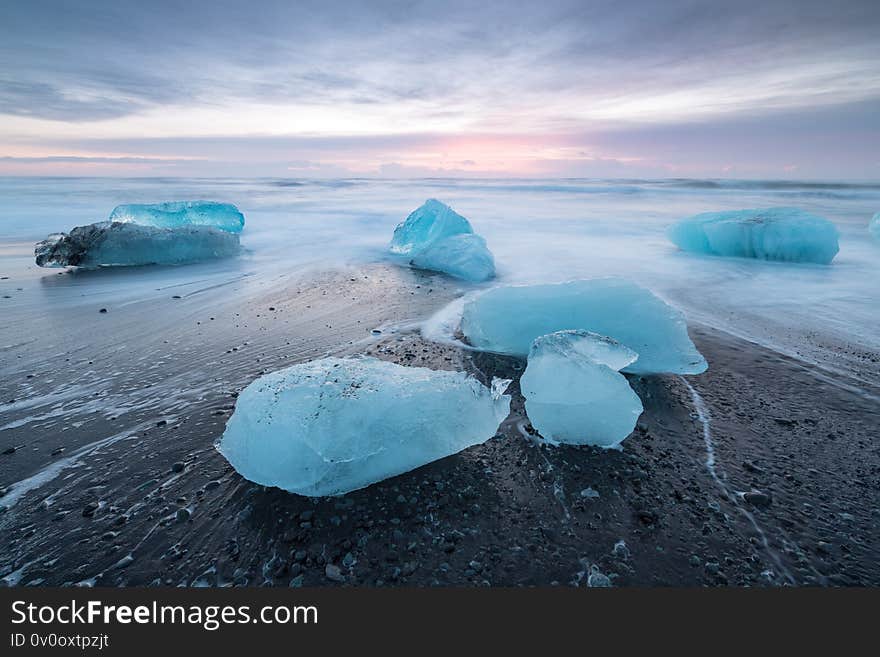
[668,207,839,264]
[34,221,240,268]
[870,212,880,241]
[520,330,643,447]
[109,201,245,233]
[389,199,473,255]
[410,233,496,282]
[217,357,511,497]
[460,278,707,375]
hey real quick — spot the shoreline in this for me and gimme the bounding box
[1,265,877,586]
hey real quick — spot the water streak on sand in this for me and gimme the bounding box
[0,419,161,515]
[516,417,571,521]
[679,376,796,585]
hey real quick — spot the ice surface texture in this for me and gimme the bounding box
[668,207,839,264]
[109,201,245,233]
[870,212,880,241]
[410,233,496,282]
[520,330,643,447]
[217,357,511,497]
[389,199,496,282]
[460,279,707,375]
[389,199,473,255]
[34,221,240,268]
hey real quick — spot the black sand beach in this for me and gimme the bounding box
[1,265,877,587]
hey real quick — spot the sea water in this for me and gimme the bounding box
[1,177,878,385]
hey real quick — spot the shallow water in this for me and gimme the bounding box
[1,176,878,384]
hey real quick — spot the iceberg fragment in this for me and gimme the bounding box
[217,357,511,497]
[410,233,496,282]
[460,279,706,375]
[109,201,245,233]
[668,207,839,264]
[34,221,240,268]
[870,212,880,241]
[521,331,643,447]
[389,199,473,255]
[389,199,496,282]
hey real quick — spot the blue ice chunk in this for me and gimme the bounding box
[520,330,643,447]
[217,357,511,496]
[109,201,245,233]
[34,221,240,268]
[389,199,473,255]
[668,207,839,264]
[410,233,496,282]
[460,278,707,375]
[870,212,880,241]
[390,199,496,282]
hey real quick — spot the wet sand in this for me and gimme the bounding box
[0,265,878,587]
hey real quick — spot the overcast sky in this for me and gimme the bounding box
[1,0,878,178]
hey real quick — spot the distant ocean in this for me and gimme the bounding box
[1,177,879,385]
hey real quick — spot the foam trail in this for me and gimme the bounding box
[678,376,796,585]
[516,418,570,520]
[0,420,158,513]
[420,295,470,346]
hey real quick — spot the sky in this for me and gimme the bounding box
[1,0,879,179]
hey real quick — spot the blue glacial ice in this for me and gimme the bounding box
[389,199,474,255]
[109,201,245,233]
[34,221,240,268]
[410,233,496,282]
[460,278,707,375]
[520,330,643,447]
[667,207,839,264]
[217,357,511,497]
[870,212,880,241]
[389,199,496,282]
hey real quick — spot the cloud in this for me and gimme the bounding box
[0,1,878,177]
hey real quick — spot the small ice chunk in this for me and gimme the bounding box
[410,233,495,282]
[870,212,880,241]
[580,487,600,499]
[34,221,240,268]
[520,330,643,447]
[109,201,245,233]
[389,199,473,255]
[668,207,839,264]
[217,357,511,497]
[460,278,706,375]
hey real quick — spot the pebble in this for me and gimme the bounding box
[587,566,612,588]
[325,564,345,583]
[743,490,772,508]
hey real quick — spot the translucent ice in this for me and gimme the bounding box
[217,357,511,497]
[410,233,496,282]
[109,201,245,233]
[389,199,473,255]
[520,330,643,447]
[668,207,839,264]
[390,199,496,282]
[460,279,707,375]
[527,329,639,371]
[870,212,880,241]
[34,221,240,268]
